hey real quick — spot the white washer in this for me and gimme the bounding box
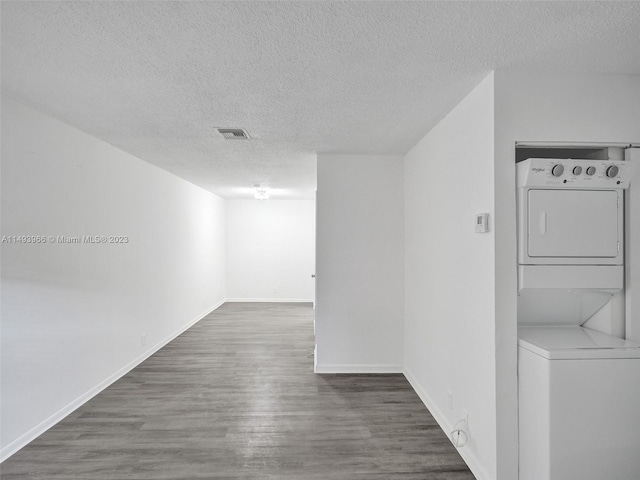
[518,325,640,480]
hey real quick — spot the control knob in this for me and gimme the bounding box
[586,166,596,176]
[551,164,564,177]
[572,166,583,175]
[606,165,619,178]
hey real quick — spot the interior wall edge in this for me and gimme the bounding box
[0,300,226,463]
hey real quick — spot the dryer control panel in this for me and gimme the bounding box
[517,158,632,189]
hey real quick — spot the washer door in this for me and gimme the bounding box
[527,189,620,259]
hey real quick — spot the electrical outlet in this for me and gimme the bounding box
[141,334,147,346]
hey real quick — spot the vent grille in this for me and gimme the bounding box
[217,128,250,140]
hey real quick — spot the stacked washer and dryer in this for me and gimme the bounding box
[516,158,640,480]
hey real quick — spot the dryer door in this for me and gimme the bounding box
[527,189,620,259]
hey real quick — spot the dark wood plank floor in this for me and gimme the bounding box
[1,302,474,479]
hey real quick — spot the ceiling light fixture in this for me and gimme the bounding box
[254,184,270,200]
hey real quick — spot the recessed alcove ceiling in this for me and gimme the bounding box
[2,1,639,199]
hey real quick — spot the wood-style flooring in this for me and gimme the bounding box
[1,302,474,479]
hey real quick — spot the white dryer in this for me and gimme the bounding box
[517,158,630,326]
[517,158,629,267]
[516,158,640,480]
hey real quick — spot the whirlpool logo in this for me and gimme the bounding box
[532,167,546,173]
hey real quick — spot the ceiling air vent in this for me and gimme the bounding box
[217,128,250,140]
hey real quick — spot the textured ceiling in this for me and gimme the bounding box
[2,1,639,199]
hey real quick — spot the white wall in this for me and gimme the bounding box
[225,199,315,302]
[315,154,404,373]
[0,98,226,460]
[493,71,640,479]
[626,147,640,343]
[403,73,496,480]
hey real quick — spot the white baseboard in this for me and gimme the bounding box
[0,300,225,463]
[224,298,314,303]
[315,363,403,374]
[403,367,491,480]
